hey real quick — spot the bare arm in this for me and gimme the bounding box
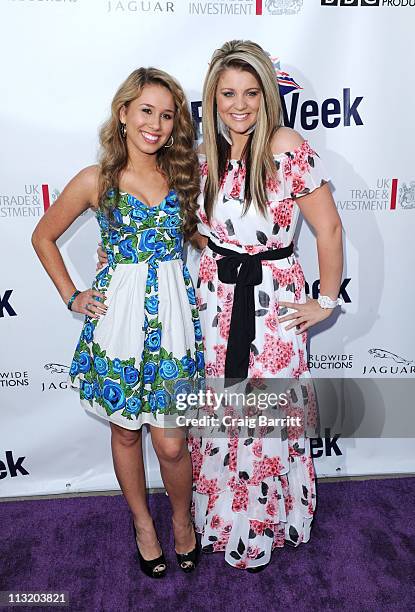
[271,128,343,298]
[31,165,107,317]
[271,128,343,332]
[279,182,343,333]
[297,182,343,300]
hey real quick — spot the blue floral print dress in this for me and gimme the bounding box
[69,190,205,430]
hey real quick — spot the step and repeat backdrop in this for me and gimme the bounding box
[1,0,414,497]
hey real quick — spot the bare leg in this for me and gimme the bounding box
[150,427,195,554]
[110,423,162,561]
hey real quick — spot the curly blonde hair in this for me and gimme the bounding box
[98,67,199,238]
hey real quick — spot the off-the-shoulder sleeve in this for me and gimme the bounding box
[276,140,330,200]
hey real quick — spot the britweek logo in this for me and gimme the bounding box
[106,1,174,12]
[41,363,70,392]
[336,178,415,212]
[0,451,29,480]
[277,58,363,131]
[321,0,414,7]
[188,0,303,15]
[310,428,342,458]
[362,348,415,375]
[305,278,352,303]
[0,291,17,318]
[191,59,364,136]
[0,184,59,219]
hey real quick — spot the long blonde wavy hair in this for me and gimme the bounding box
[98,67,200,238]
[202,40,283,221]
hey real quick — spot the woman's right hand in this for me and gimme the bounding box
[71,289,107,318]
[96,242,109,270]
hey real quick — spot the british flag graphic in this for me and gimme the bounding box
[270,57,302,96]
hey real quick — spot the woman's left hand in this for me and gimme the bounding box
[278,297,333,334]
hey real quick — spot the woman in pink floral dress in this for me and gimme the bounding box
[188,40,344,571]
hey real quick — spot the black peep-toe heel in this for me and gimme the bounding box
[247,562,270,573]
[175,526,201,574]
[133,521,167,579]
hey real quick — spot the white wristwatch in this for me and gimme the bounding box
[317,295,343,309]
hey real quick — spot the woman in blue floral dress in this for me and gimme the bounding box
[32,68,204,577]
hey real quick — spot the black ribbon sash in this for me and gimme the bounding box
[207,238,294,384]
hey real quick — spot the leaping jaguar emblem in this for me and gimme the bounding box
[368,349,413,366]
[44,363,70,374]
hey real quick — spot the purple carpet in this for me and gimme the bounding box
[1,478,415,612]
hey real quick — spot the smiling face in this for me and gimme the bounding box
[119,83,175,155]
[216,67,262,138]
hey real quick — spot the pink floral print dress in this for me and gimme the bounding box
[188,140,329,569]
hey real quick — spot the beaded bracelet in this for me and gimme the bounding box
[67,290,81,311]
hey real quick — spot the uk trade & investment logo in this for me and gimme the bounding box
[362,348,415,375]
[107,1,175,12]
[262,0,303,14]
[42,362,70,392]
[399,182,415,209]
[188,0,303,15]
[321,0,414,7]
[0,184,59,219]
[336,178,415,212]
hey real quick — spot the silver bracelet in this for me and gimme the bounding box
[317,295,343,309]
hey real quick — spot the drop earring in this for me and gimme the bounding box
[216,111,232,145]
[120,123,127,138]
[164,136,174,148]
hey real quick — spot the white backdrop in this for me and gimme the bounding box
[1,0,414,497]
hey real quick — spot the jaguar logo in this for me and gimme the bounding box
[44,363,70,375]
[368,349,413,366]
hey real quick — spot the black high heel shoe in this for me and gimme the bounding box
[133,521,167,579]
[247,549,273,573]
[175,525,201,573]
[247,562,270,573]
